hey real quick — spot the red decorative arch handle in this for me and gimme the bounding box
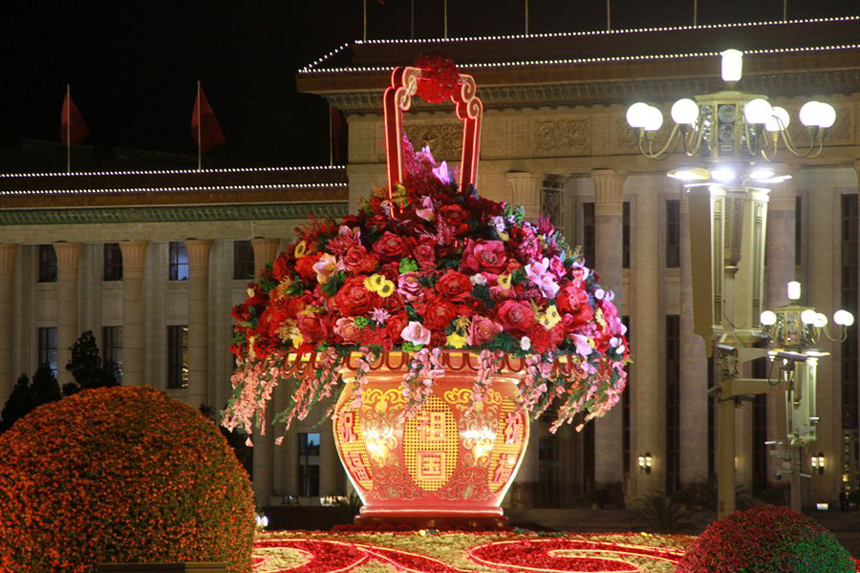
[382,66,483,203]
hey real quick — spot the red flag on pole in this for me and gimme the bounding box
[191,83,225,155]
[60,88,89,145]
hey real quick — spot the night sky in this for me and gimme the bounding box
[2,0,858,168]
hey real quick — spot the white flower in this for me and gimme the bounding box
[401,321,431,346]
[520,336,531,351]
[470,273,487,286]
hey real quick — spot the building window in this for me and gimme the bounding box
[666,199,680,268]
[103,243,123,281]
[38,245,57,283]
[622,316,631,474]
[841,194,859,486]
[795,195,803,267]
[583,415,595,493]
[102,326,122,381]
[665,315,681,494]
[752,358,768,494]
[38,327,58,377]
[583,202,595,268]
[169,242,189,281]
[167,325,188,389]
[298,432,321,497]
[541,179,564,229]
[622,201,631,269]
[233,240,255,281]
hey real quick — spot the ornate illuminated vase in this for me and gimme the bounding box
[332,353,530,529]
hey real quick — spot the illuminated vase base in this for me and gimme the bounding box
[333,358,529,529]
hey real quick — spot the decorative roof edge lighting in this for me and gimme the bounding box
[0,182,349,197]
[299,15,860,73]
[0,165,344,179]
[300,42,860,75]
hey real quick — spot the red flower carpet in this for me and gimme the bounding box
[253,530,860,572]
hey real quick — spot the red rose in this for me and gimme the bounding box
[344,245,378,274]
[430,331,447,347]
[372,231,412,262]
[459,239,507,275]
[439,204,469,234]
[387,313,408,344]
[334,317,363,344]
[423,296,458,331]
[468,316,504,346]
[271,253,292,281]
[496,300,535,334]
[297,313,328,345]
[334,276,373,316]
[562,306,594,332]
[413,242,437,270]
[285,295,311,319]
[380,292,405,314]
[557,283,590,315]
[436,270,472,302]
[295,252,322,281]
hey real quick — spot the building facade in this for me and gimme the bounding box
[1,16,859,510]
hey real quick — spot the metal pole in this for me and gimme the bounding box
[444,0,448,38]
[606,0,611,31]
[363,0,367,41]
[197,81,202,171]
[693,0,697,26]
[525,0,529,35]
[717,394,736,518]
[66,84,71,174]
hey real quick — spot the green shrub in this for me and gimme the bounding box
[678,505,854,572]
[0,386,255,572]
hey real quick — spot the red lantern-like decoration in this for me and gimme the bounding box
[333,353,529,528]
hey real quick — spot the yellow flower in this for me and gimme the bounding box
[497,274,512,290]
[364,274,387,293]
[446,332,468,349]
[377,279,396,298]
[537,305,562,330]
[454,316,471,332]
[498,231,510,241]
[276,320,303,349]
[294,240,308,258]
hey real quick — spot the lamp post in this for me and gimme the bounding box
[626,50,838,518]
[759,281,853,512]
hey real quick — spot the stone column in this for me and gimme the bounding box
[766,175,796,484]
[54,242,81,388]
[679,191,709,485]
[633,180,663,498]
[119,241,148,387]
[591,169,627,491]
[0,244,17,404]
[506,172,544,221]
[184,239,212,409]
[250,238,281,506]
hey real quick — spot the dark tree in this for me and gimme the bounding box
[63,331,120,396]
[0,366,61,433]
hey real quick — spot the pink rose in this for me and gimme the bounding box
[401,321,431,346]
[334,317,363,344]
[459,239,507,275]
[397,272,425,302]
[549,256,566,278]
[495,300,535,334]
[468,316,504,346]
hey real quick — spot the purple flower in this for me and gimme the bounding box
[525,257,560,299]
[432,161,453,185]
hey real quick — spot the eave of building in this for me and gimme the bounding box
[0,166,349,224]
[296,17,860,112]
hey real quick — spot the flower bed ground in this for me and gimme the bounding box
[254,530,860,572]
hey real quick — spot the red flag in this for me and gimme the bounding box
[191,84,225,154]
[60,90,89,145]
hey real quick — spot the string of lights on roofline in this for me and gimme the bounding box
[626,48,839,186]
[299,15,860,73]
[0,165,344,180]
[0,182,348,197]
[299,42,860,75]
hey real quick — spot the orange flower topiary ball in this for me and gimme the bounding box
[0,386,255,572]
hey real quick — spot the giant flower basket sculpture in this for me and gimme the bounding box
[224,55,629,528]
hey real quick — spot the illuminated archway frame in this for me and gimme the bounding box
[383,66,483,201]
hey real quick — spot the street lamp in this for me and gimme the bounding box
[638,452,653,474]
[759,281,853,511]
[626,50,837,174]
[626,49,839,519]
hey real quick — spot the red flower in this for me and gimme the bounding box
[423,296,458,331]
[271,252,293,281]
[334,276,374,316]
[436,269,472,302]
[439,204,469,234]
[297,313,328,345]
[372,231,413,262]
[295,252,322,281]
[557,283,589,314]
[386,313,408,344]
[468,316,503,346]
[496,300,534,334]
[413,240,436,270]
[460,239,507,275]
[344,245,378,274]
